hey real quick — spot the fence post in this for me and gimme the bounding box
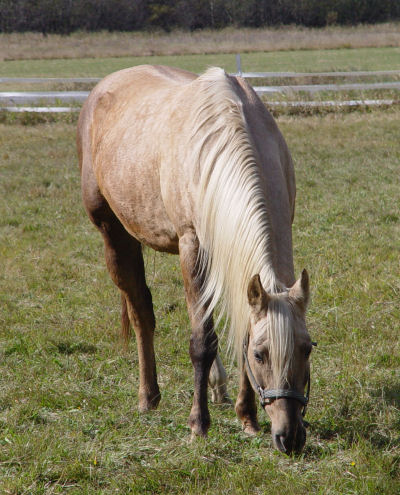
[236,54,242,76]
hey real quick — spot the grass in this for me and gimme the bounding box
[1,23,400,61]
[1,47,400,78]
[0,107,399,493]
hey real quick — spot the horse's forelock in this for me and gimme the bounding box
[252,295,295,387]
[265,296,295,387]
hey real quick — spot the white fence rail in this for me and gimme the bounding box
[0,77,100,84]
[254,81,400,94]
[2,70,400,84]
[1,81,399,105]
[0,82,400,105]
[0,91,88,105]
[1,100,396,114]
[267,99,396,108]
[237,70,400,79]
[1,106,81,113]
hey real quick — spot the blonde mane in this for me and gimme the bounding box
[190,68,294,381]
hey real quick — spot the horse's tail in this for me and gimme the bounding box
[121,293,131,349]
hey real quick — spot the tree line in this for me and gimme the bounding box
[1,0,399,34]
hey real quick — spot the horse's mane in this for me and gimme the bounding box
[190,67,294,384]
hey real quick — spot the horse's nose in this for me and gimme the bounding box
[273,431,294,454]
[272,425,306,455]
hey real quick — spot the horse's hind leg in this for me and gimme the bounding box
[104,223,160,411]
[83,193,160,412]
[235,368,260,435]
[209,354,231,404]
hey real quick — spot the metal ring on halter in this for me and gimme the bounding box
[243,337,315,418]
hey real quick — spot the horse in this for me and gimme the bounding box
[77,65,313,455]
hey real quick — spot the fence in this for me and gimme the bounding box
[0,61,399,112]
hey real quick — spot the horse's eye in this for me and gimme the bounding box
[254,351,263,363]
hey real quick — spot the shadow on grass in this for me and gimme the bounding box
[370,383,400,408]
[309,383,400,450]
[51,340,97,355]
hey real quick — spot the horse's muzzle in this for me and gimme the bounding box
[271,422,306,455]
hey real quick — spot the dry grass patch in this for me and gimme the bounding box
[1,23,400,61]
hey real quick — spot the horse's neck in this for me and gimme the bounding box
[257,228,293,294]
[236,77,296,289]
[262,219,295,290]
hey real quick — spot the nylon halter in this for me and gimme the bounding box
[243,336,315,418]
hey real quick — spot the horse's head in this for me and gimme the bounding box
[246,270,312,455]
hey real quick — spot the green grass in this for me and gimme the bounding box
[0,47,399,77]
[0,109,399,493]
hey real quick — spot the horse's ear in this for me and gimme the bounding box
[289,269,310,311]
[247,274,268,311]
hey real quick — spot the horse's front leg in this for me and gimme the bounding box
[179,231,217,438]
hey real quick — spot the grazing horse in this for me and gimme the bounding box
[77,65,313,454]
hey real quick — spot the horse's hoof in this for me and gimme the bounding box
[188,415,209,439]
[210,385,233,405]
[221,394,233,405]
[189,423,209,438]
[138,392,161,412]
[243,423,260,436]
[211,391,233,405]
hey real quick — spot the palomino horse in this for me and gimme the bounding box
[77,65,313,454]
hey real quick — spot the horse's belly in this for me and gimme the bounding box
[125,211,179,254]
[105,183,179,254]
[97,161,179,253]
[127,223,179,254]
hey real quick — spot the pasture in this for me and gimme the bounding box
[1,24,399,61]
[1,109,399,493]
[1,46,400,79]
[0,31,399,492]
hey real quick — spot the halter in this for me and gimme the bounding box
[243,337,316,418]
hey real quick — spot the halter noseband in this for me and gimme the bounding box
[243,337,315,418]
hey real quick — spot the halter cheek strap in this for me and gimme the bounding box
[243,337,314,418]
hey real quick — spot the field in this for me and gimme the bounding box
[0,27,399,494]
[1,24,400,61]
[1,47,400,78]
